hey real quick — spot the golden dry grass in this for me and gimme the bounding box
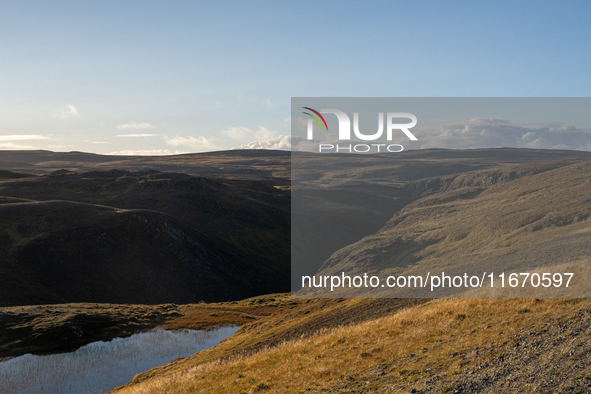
[110,298,591,393]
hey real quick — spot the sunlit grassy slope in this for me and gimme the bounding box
[307,159,591,297]
[109,297,591,393]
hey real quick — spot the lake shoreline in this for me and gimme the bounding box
[0,294,292,358]
[0,326,240,394]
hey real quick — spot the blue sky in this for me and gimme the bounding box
[0,1,590,154]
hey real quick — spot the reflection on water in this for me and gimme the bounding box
[0,325,238,394]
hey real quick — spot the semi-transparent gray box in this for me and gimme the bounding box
[291,98,591,298]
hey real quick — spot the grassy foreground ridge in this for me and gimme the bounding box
[107,296,591,393]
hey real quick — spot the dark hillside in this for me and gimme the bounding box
[0,150,292,306]
[0,170,290,288]
[0,200,286,306]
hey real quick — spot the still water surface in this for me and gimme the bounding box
[0,325,238,394]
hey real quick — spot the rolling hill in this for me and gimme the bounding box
[1,148,590,393]
[0,151,291,306]
[106,295,591,394]
[1,148,590,304]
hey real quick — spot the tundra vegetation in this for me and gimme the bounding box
[0,148,590,393]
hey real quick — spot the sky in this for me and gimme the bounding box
[0,0,590,154]
[290,97,591,152]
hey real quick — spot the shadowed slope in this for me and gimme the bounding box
[0,200,283,306]
[0,170,291,291]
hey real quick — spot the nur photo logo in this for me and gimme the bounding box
[301,107,418,153]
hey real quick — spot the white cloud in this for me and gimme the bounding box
[0,142,39,149]
[415,118,591,151]
[56,105,78,119]
[221,126,277,141]
[265,98,274,108]
[223,126,291,150]
[232,135,291,150]
[92,141,111,144]
[284,117,291,123]
[221,127,252,140]
[254,127,277,141]
[116,133,159,137]
[107,149,189,156]
[0,135,52,150]
[291,117,591,152]
[164,135,219,150]
[0,135,49,141]
[117,122,154,130]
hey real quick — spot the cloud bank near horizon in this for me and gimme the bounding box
[415,118,591,151]
[231,135,291,150]
[286,117,591,152]
[1,118,590,155]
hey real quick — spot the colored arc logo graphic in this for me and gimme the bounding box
[302,107,329,131]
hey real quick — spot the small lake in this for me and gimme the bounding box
[0,325,238,394]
